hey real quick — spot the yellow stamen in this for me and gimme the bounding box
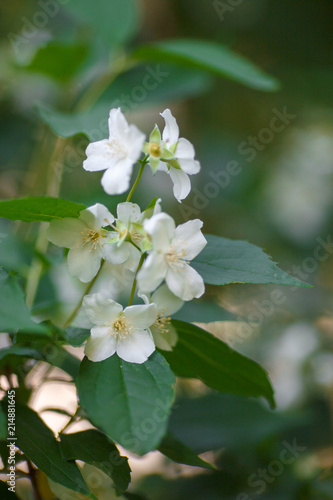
[109,315,133,340]
[78,228,101,251]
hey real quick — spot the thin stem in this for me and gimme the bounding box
[126,157,148,202]
[128,253,146,306]
[63,260,105,328]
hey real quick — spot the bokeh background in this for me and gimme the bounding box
[1,0,333,498]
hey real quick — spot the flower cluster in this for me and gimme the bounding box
[47,108,206,364]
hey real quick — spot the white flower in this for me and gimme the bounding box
[47,203,120,283]
[107,202,142,272]
[140,284,183,351]
[144,109,201,202]
[83,108,145,195]
[137,213,207,301]
[109,200,162,260]
[83,293,157,364]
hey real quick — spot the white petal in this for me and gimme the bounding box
[137,291,150,305]
[151,284,184,315]
[108,107,129,138]
[47,218,85,249]
[137,253,167,293]
[166,262,205,301]
[85,203,115,228]
[101,159,133,195]
[125,124,146,161]
[175,138,195,159]
[117,202,141,225]
[101,239,130,265]
[85,326,117,362]
[151,324,178,351]
[178,158,201,175]
[124,303,157,330]
[67,246,102,282]
[169,168,191,202]
[144,212,175,251]
[82,293,123,325]
[123,244,141,272]
[116,329,155,364]
[174,219,207,260]
[83,139,119,172]
[161,109,179,145]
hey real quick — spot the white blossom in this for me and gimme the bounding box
[137,213,207,301]
[83,108,145,195]
[140,284,183,351]
[83,293,157,363]
[144,109,201,202]
[47,203,120,283]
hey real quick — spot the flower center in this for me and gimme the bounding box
[165,245,187,270]
[154,307,171,334]
[148,142,161,158]
[109,315,133,340]
[79,228,101,251]
[107,138,127,158]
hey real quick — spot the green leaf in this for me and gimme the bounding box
[0,269,49,334]
[0,196,86,223]
[192,234,310,287]
[61,327,90,347]
[13,404,96,498]
[168,393,301,453]
[24,42,89,82]
[133,39,280,92]
[44,346,80,379]
[158,433,215,470]
[162,320,275,408]
[36,65,212,140]
[174,299,236,323]
[77,352,175,455]
[0,346,42,369]
[63,0,140,47]
[60,430,131,495]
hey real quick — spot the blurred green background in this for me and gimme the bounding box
[1,0,333,498]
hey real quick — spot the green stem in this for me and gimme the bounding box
[63,261,105,328]
[126,157,148,202]
[128,253,146,306]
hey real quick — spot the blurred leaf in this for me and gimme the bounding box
[77,352,175,455]
[63,0,140,47]
[44,346,80,379]
[0,405,6,440]
[0,223,31,273]
[162,320,275,407]
[0,481,19,499]
[13,404,96,498]
[0,346,42,370]
[98,64,213,108]
[62,327,90,347]
[60,429,131,495]
[168,393,299,453]
[0,269,49,334]
[24,42,89,82]
[158,433,215,470]
[36,64,213,140]
[173,299,236,323]
[193,235,310,287]
[0,196,86,223]
[133,39,280,91]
